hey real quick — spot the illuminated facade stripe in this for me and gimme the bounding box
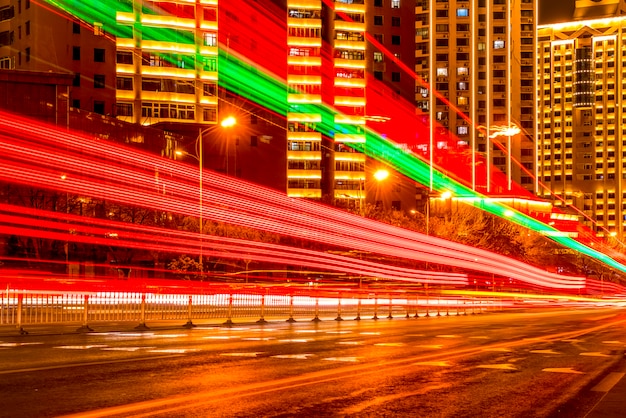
[113,1,219,126]
[287,0,323,197]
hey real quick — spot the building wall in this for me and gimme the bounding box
[0,0,116,115]
[415,0,536,195]
[537,14,626,238]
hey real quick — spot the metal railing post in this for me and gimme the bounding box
[135,293,149,330]
[335,295,343,321]
[17,293,27,335]
[77,295,93,332]
[286,294,296,323]
[257,293,267,324]
[373,297,379,320]
[312,297,321,322]
[224,293,234,326]
[183,295,196,328]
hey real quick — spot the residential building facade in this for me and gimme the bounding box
[537,0,626,238]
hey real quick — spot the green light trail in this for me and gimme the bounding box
[43,0,626,276]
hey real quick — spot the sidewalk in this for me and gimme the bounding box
[586,367,626,418]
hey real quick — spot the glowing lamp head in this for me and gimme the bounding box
[221,116,237,128]
[374,169,390,182]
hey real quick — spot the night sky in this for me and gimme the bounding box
[538,0,577,24]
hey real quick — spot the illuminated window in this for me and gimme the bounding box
[391,0,400,8]
[203,32,217,47]
[373,52,383,62]
[457,8,468,17]
[458,126,468,135]
[436,67,448,77]
[457,67,468,75]
[94,22,104,36]
[494,40,505,49]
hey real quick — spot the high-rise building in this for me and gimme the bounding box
[537,0,626,238]
[414,0,537,195]
[286,0,368,208]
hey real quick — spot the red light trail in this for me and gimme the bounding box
[0,111,600,292]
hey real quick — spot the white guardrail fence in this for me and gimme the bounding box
[0,284,503,333]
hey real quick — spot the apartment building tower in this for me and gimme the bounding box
[537,0,626,238]
[414,0,537,195]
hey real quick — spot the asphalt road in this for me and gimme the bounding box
[1,308,625,417]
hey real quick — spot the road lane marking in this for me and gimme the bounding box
[542,368,584,374]
[0,342,43,347]
[591,372,625,392]
[580,352,611,357]
[477,364,517,370]
[323,357,360,362]
[326,331,351,334]
[54,345,109,350]
[417,344,443,349]
[530,349,561,354]
[204,336,236,340]
[374,342,404,347]
[101,347,153,352]
[272,354,314,360]
[360,332,380,335]
[338,341,362,345]
[601,340,623,344]
[436,335,460,338]
[469,336,489,339]
[148,349,199,354]
[414,361,452,367]
[242,337,274,341]
[220,352,264,357]
[278,339,310,343]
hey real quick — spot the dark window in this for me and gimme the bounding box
[25,46,29,62]
[374,15,382,25]
[374,71,383,80]
[392,17,400,27]
[94,48,105,63]
[392,72,400,82]
[374,0,382,6]
[72,99,80,109]
[72,73,80,87]
[94,74,105,88]
[250,135,258,146]
[72,46,80,60]
[391,35,400,45]
[116,103,133,116]
[116,51,133,64]
[93,101,105,114]
[25,21,29,35]
[73,21,80,34]
[116,77,133,90]
[25,0,30,9]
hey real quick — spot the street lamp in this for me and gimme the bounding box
[175,117,237,279]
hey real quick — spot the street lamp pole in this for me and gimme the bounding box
[198,128,203,276]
